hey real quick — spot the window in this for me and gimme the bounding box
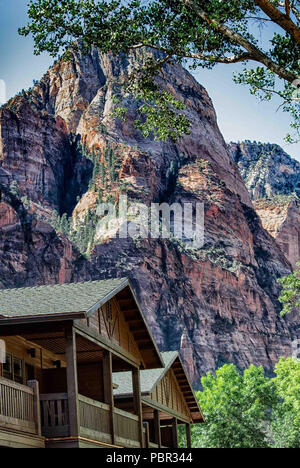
[13,357,23,384]
[2,353,24,384]
[2,354,12,380]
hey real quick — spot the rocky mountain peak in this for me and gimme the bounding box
[0,51,299,386]
[229,140,300,200]
[229,141,300,269]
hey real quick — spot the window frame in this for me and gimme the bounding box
[1,352,24,384]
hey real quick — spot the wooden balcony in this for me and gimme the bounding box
[114,406,140,447]
[40,392,142,448]
[0,377,44,448]
[40,393,69,438]
[79,394,141,447]
[0,377,36,434]
[0,324,146,448]
[0,383,142,448]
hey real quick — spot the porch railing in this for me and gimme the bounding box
[79,394,141,447]
[79,394,112,444]
[0,377,36,435]
[114,406,140,447]
[40,393,69,438]
[39,392,142,447]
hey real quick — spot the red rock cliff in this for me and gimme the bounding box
[0,50,298,385]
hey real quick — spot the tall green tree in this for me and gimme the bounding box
[20,0,300,142]
[271,357,300,448]
[192,364,276,448]
[183,360,299,448]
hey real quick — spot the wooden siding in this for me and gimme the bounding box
[151,369,191,420]
[0,377,35,433]
[0,335,66,385]
[77,363,104,403]
[79,298,144,365]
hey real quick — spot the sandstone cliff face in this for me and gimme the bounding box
[0,183,90,289]
[253,197,300,270]
[229,141,300,270]
[0,50,298,385]
[229,141,300,200]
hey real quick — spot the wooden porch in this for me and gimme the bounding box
[0,377,44,448]
[0,377,142,448]
[113,351,204,448]
[0,279,175,449]
[41,393,141,447]
[0,321,146,448]
[142,407,192,449]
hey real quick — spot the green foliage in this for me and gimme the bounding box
[234,69,300,143]
[278,262,300,315]
[9,181,21,198]
[169,233,244,273]
[192,364,276,448]
[271,358,300,448]
[49,140,125,256]
[111,59,191,141]
[21,196,31,209]
[261,193,298,207]
[177,424,188,448]
[98,122,108,135]
[184,359,300,448]
[49,208,98,256]
[49,210,70,236]
[19,0,300,142]
[76,141,122,189]
[69,209,98,255]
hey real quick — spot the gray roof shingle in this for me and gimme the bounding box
[0,278,128,318]
[113,351,178,396]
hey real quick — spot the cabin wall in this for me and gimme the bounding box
[161,426,173,447]
[40,368,67,393]
[78,297,144,365]
[0,335,66,390]
[77,362,104,402]
[151,369,191,419]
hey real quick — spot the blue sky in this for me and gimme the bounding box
[0,0,299,160]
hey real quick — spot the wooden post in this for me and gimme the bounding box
[103,350,115,445]
[65,327,80,438]
[27,380,41,436]
[132,367,144,448]
[154,409,162,448]
[172,418,178,448]
[186,423,192,448]
[143,422,150,448]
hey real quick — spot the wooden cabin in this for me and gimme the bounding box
[113,351,204,448]
[0,278,164,448]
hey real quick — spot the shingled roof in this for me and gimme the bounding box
[0,278,164,369]
[113,351,204,423]
[113,351,178,395]
[0,278,128,318]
